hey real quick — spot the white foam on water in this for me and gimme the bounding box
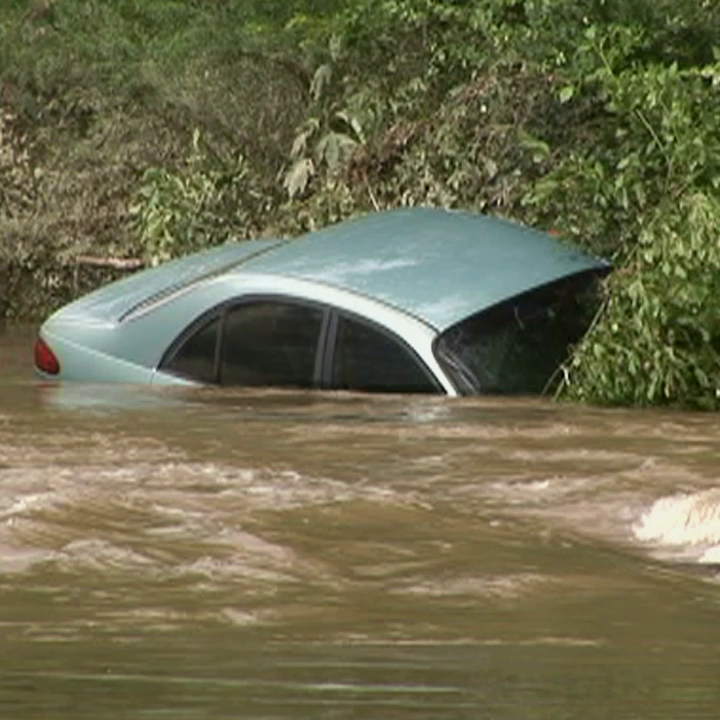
[394,572,549,600]
[634,489,720,560]
[1,493,50,517]
[698,545,720,564]
[0,545,54,573]
[53,538,159,571]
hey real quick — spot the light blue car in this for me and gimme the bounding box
[35,208,609,395]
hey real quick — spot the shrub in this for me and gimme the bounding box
[564,193,720,409]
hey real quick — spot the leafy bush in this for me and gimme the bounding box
[564,193,720,409]
[129,131,272,264]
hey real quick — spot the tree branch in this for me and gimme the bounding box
[74,255,146,270]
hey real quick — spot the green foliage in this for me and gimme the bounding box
[0,104,73,319]
[514,13,720,408]
[564,193,720,409]
[0,0,307,316]
[130,131,265,265]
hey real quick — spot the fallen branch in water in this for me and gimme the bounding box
[74,255,146,270]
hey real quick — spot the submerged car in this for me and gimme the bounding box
[35,208,609,396]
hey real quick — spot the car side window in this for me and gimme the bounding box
[221,300,324,387]
[331,314,439,393]
[163,315,220,383]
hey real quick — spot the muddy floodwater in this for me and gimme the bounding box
[2,324,720,718]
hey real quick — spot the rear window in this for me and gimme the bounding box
[434,273,602,395]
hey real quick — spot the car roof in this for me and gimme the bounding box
[241,207,608,330]
[52,208,607,330]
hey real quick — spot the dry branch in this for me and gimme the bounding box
[74,255,146,270]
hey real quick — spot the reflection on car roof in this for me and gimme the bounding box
[243,208,607,330]
[57,207,607,331]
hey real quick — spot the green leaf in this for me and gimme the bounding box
[310,64,332,102]
[517,129,551,163]
[283,158,315,199]
[559,85,574,104]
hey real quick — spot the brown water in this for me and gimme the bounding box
[2,324,720,718]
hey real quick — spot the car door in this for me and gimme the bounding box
[159,297,328,388]
[220,299,326,387]
[325,311,441,393]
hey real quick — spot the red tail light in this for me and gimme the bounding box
[34,337,60,375]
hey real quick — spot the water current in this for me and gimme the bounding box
[2,324,720,718]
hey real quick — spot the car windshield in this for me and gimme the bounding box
[434,272,603,395]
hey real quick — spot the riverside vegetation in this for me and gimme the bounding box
[1,0,719,408]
